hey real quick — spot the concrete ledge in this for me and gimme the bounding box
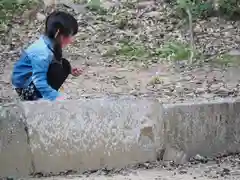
[23,97,161,174]
[1,97,240,177]
[0,103,32,177]
[162,98,240,162]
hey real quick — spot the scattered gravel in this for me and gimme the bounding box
[22,153,240,180]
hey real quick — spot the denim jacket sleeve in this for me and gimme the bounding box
[30,52,61,101]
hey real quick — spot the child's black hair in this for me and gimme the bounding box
[45,11,78,61]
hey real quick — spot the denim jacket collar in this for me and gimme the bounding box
[42,35,54,50]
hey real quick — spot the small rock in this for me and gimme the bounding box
[195,154,205,161]
[145,11,161,18]
[209,84,222,91]
[36,13,46,22]
[201,93,215,99]
[130,90,139,96]
[195,88,206,94]
[222,168,231,174]
[194,24,202,33]
[101,1,117,10]
[163,145,187,165]
[136,1,155,9]
[113,75,125,80]
[215,87,231,97]
[179,169,188,174]
[227,49,240,56]
[192,154,208,164]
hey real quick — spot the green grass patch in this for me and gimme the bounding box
[102,42,151,61]
[0,0,37,26]
[85,0,108,15]
[153,41,200,61]
[116,43,148,57]
[102,41,202,62]
[212,54,240,66]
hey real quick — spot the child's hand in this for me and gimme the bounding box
[56,96,66,101]
[71,67,84,77]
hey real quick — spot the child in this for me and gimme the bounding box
[11,11,83,101]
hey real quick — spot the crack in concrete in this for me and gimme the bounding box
[18,101,36,175]
[23,124,36,174]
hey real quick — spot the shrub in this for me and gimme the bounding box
[0,0,36,25]
[175,0,215,20]
[169,0,240,20]
[218,0,240,20]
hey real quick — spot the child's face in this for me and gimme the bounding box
[60,36,73,48]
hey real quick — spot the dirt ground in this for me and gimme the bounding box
[25,154,240,180]
[2,1,240,104]
[3,58,240,104]
[27,169,240,180]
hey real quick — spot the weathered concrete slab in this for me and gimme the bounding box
[0,103,32,177]
[162,99,240,162]
[23,97,162,174]
[3,97,240,177]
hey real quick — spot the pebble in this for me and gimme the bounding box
[144,11,161,18]
[136,1,155,9]
[36,13,46,22]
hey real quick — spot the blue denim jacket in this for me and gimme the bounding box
[11,35,61,101]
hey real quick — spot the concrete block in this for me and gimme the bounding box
[0,103,32,177]
[22,97,162,174]
[3,96,240,176]
[162,99,240,160]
